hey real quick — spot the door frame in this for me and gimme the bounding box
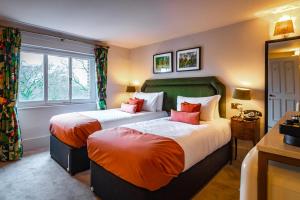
[265,35,300,133]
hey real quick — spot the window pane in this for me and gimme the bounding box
[48,55,69,101]
[72,58,91,99]
[19,52,44,102]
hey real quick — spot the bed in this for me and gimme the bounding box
[50,108,167,175]
[88,76,232,200]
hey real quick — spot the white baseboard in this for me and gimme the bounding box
[22,135,50,152]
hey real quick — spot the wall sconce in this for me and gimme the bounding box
[231,88,251,117]
[126,85,136,93]
[273,19,295,38]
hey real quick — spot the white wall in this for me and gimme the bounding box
[18,32,131,151]
[106,45,131,108]
[129,19,270,136]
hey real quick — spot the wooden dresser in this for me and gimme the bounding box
[257,111,300,200]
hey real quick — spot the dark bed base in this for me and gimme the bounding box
[90,142,232,200]
[50,135,90,175]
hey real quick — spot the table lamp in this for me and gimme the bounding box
[232,88,251,117]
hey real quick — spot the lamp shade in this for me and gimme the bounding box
[232,88,251,100]
[273,20,294,36]
[126,85,136,93]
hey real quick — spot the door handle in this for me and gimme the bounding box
[269,94,276,97]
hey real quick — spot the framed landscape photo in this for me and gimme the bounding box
[176,47,201,72]
[153,52,173,74]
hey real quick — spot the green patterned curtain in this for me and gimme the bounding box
[0,27,22,161]
[94,47,108,110]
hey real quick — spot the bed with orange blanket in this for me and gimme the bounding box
[49,109,167,175]
[88,117,231,199]
[87,76,229,199]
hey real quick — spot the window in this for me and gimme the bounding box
[18,47,95,107]
[19,52,44,102]
[72,58,91,100]
[48,55,69,101]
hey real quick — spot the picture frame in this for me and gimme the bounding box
[176,47,201,72]
[153,52,173,74]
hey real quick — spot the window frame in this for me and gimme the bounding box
[18,45,96,108]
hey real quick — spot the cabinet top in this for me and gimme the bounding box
[231,116,259,123]
[257,111,300,160]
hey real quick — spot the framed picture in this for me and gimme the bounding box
[176,47,201,72]
[153,52,173,74]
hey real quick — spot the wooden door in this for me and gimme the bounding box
[268,57,300,129]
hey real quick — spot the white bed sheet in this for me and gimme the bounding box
[80,109,168,129]
[122,117,231,171]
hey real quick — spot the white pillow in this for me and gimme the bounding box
[156,92,164,111]
[214,102,220,119]
[133,92,159,112]
[177,95,221,121]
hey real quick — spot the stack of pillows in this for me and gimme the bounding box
[171,95,221,125]
[120,92,164,114]
[120,92,221,125]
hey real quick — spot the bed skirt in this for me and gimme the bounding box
[50,135,90,175]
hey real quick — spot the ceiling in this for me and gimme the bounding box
[0,0,297,48]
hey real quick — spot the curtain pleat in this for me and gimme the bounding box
[0,27,22,161]
[94,47,108,110]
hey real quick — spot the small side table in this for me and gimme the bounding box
[231,117,260,160]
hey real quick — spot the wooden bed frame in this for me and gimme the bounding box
[90,76,230,199]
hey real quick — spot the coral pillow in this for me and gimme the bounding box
[128,98,144,112]
[120,103,137,114]
[170,109,200,125]
[181,102,201,112]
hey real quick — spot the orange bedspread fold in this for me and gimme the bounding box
[50,113,101,148]
[87,127,184,191]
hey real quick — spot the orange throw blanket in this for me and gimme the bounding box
[50,113,101,148]
[87,127,184,191]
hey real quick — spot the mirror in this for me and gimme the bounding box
[265,36,300,133]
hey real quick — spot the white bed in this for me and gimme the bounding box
[240,147,300,200]
[80,108,168,129]
[121,117,231,171]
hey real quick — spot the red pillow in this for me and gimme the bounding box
[170,109,200,125]
[128,98,144,112]
[181,102,201,112]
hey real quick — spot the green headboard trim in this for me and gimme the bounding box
[141,76,226,118]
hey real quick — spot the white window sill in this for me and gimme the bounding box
[17,102,96,110]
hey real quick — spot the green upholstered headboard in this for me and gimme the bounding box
[141,76,226,118]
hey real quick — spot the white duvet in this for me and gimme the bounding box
[122,117,231,171]
[80,108,168,129]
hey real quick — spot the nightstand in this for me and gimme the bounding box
[231,116,260,160]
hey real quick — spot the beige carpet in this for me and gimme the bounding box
[0,142,252,200]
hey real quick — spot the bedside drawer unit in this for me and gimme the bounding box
[231,117,260,159]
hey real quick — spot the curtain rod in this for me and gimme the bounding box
[0,23,109,49]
